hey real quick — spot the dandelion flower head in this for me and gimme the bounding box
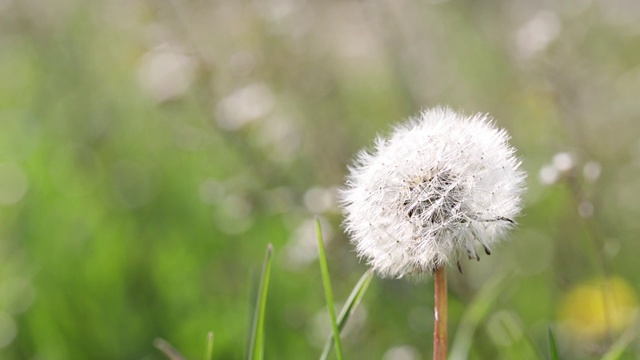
[340,107,525,278]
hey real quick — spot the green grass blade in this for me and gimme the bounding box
[154,338,186,360]
[205,331,214,360]
[335,269,373,332]
[601,325,637,360]
[548,326,560,360]
[248,244,274,360]
[315,218,344,360]
[449,273,507,360]
[319,269,373,360]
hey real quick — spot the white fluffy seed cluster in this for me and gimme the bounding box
[340,107,526,278]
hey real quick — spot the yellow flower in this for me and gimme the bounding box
[558,277,638,340]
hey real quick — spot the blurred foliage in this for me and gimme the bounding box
[1,0,640,359]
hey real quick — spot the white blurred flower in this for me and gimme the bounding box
[303,186,338,214]
[284,217,333,270]
[583,161,601,182]
[382,345,420,360]
[216,83,274,131]
[552,152,574,172]
[539,164,559,185]
[515,10,561,59]
[340,108,525,278]
[256,115,300,164]
[137,44,197,103]
[578,201,594,218]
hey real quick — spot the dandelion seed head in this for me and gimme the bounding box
[340,107,526,278]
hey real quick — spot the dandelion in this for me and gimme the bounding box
[340,107,525,277]
[339,107,526,359]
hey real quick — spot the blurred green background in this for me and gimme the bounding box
[1,0,639,359]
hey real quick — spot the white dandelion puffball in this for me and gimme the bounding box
[340,107,526,278]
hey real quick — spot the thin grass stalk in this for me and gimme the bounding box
[315,218,344,360]
[548,326,560,360]
[205,332,214,360]
[319,269,373,360]
[248,244,273,360]
[154,338,186,360]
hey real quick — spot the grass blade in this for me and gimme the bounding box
[548,326,560,360]
[335,270,373,332]
[449,273,506,360]
[154,338,186,360]
[315,218,344,360]
[205,331,214,360]
[319,269,373,360]
[248,244,274,360]
[601,325,637,360]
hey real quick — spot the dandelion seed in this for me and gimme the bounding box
[339,107,526,278]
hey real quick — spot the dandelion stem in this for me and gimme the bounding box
[433,266,448,360]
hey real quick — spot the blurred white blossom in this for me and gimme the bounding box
[583,161,601,182]
[515,10,561,59]
[539,152,575,186]
[539,164,559,185]
[577,201,594,218]
[340,108,525,277]
[382,345,421,360]
[284,217,333,269]
[552,152,574,172]
[137,44,197,102]
[256,115,300,163]
[216,83,274,131]
[303,186,338,214]
[216,193,254,235]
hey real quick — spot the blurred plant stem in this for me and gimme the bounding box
[433,266,448,360]
[564,172,614,341]
[154,338,186,360]
[205,332,214,360]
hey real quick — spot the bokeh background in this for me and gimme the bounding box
[1,0,640,359]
